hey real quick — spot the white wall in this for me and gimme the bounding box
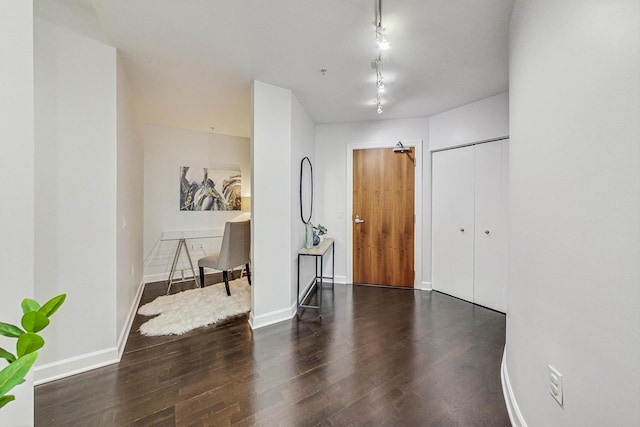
[251,81,294,328]
[34,0,108,45]
[143,125,250,282]
[314,118,430,286]
[116,54,144,349]
[0,2,35,424]
[505,1,640,426]
[34,14,118,381]
[290,95,317,304]
[429,92,509,151]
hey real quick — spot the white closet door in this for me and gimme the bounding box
[432,145,475,301]
[473,140,506,312]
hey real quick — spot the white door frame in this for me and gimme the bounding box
[345,140,423,287]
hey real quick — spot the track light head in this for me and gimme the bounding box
[376,26,390,50]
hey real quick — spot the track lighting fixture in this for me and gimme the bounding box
[372,55,385,113]
[372,0,390,114]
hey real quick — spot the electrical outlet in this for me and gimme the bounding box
[549,365,563,407]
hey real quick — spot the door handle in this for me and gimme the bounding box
[354,215,365,224]
[459,228,465,232]
[484,230,490,235]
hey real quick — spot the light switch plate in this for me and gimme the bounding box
[549,365,563,407]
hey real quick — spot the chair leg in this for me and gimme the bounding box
[223,270,231,296]
[199,267,205,288]
[246,263,251,286]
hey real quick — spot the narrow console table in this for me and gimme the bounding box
[297,237,335,318]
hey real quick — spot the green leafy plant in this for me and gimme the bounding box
[311,224,328,246]
[0,294,66,409]
[313,224,327,236]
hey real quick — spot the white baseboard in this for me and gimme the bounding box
[144,271,195,284]
[35,278,147,385]
[34,347,119,385]
[501,347,528,427]
[117,278,146,358]
[144,267,243,284]
[417,281,432,291]
[329,276,424,287]
[334,275,348,284]
[249,306,294,330]
[144,272,168,283]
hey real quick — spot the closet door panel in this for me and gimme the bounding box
[474,140,506,312]
[432,145,475,301]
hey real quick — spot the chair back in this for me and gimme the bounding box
[218,220,251,269]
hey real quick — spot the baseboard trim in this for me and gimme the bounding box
[334,275,348,284]
[144,272,168,284]
[35,278,147,385]
[117,277,146,358]
[144,271,195,284]
[34,347,119,385]
[144,267,243,285]
[249,307,293,330]
[417,281,432,291]
[501,347,528,427]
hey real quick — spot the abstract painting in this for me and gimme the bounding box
[180,166,242,211]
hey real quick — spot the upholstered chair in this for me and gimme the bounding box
[198,220,251,296]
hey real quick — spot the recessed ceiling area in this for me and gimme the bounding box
[89,0,513,137]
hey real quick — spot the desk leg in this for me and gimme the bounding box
[183,241,200,288]
[166,239,183,294]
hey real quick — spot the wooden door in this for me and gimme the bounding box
[353,147,414,287]
[474,140,507,312]
[431,145,475,301]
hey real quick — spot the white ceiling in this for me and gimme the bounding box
[90,0,514,137]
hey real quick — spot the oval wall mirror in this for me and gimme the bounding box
[300,157,313,224]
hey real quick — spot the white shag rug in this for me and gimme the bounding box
[138,277,251,336]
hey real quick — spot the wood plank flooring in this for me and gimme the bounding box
[35,279,509,426]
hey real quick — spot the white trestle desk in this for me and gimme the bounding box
[161,230,223,294]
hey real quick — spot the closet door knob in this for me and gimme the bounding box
[459,228,465,232]
[484,230,490,235]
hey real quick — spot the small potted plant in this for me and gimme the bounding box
[312,224,327,246]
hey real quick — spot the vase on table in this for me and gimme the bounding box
[304,223,314,249]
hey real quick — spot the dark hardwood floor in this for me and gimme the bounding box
[35,278,509,426]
